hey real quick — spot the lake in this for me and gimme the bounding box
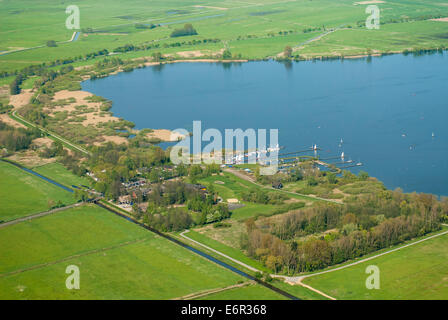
[82,53,448,196]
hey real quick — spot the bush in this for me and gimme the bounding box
[170,24,198,38]
[46,40,57,47]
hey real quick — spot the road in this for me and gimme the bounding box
[0,32,79,57]
[10,110,90,155]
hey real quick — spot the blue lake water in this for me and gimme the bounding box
[82,54,448,195]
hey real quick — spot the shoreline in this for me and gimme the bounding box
[75,49,442,146]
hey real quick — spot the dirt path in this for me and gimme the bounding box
[0,203,83,229]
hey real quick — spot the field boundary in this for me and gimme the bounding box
[0,202,82,228]
[0,237,149,278]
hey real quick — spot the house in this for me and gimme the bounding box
[118,195,131,205]
[272,181,283,189]
[86,171,99,182]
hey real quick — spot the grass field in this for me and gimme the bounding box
[0,160,75,222]
[303,230,448,300]
[1,0,448,73]
[185,229,269,272]
[0,204,272,299]
[32,162,92,188]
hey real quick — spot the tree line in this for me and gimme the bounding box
[241,189,448,274]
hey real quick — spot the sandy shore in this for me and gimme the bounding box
[9,89,33,109]
[431,17,448,22]
[146,129,186,142]
[49,90,119,127]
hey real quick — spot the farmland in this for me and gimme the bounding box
[0,204,256,299]
[0,160,75,222]
[1,0,448,302]
[1,0,448,74]
[32,162,92,188]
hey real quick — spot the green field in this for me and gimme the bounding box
[1,0,448,73]
[0,204,273,299]
[0,160,75,222]
[185,230,269,272]
[303,230,448,300]
[32,162,92,188]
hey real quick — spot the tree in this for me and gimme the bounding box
[47,40,57,47]
[222,49,232,59]
[327,172,337,184]
[358,171,369,180]
[170,24,198,38]
[284,46,293,58]
[152,52,163,62]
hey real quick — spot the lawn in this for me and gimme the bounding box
[231,203,280,221]
[32,162,92,188]
[0,204,252,299]
[186,229,269,273]
[0,160,75,222]
[303,230,448,300]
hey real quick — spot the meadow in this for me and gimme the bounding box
[32,162,92,188]
[1,0,448,73]
[0,204,261,299]
[0,160,75,222]
[303,229,448,300]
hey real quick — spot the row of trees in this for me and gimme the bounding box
[243,208,444,274]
